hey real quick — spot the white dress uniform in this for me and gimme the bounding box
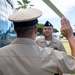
[0,38,75,75]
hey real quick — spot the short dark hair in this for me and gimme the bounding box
[14,22,37,37]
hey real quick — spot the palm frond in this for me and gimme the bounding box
[21,5,27,9]
[22,0,30,4]
[15,6,21,10]
[17,1,22,5]
[15,0,34,10]
[29,4,34,6]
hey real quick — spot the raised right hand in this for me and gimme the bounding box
[60,17,73,39]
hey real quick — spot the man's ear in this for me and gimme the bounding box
[34,26,38,34]
[52,27,54,33]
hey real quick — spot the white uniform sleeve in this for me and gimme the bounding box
[54,50,75,74]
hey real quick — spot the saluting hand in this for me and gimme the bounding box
[60,17,73,39]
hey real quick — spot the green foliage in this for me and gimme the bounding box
[22,0,30,4]
[53,28,59,33]
[17,1,22,5]
[60,35,63,38]
[37,23,44,35]
[15,0,34,10]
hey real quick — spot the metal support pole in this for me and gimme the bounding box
[42,0,65,18]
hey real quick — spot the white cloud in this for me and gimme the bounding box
[30,0,58,19]
[14,0,75,20]
[51,0,75,14]
[30,0,75,20]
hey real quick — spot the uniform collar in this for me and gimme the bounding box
[40,36,57,43]
[11,38,36,45]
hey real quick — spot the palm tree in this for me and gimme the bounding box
[15,0,34,10]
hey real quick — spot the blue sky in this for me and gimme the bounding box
[47,7,75,32]
[40,8,75,32]
[15,0,75,32]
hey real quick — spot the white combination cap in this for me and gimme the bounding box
[8,8,42,22]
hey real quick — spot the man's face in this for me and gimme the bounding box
[43,26,53,37]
